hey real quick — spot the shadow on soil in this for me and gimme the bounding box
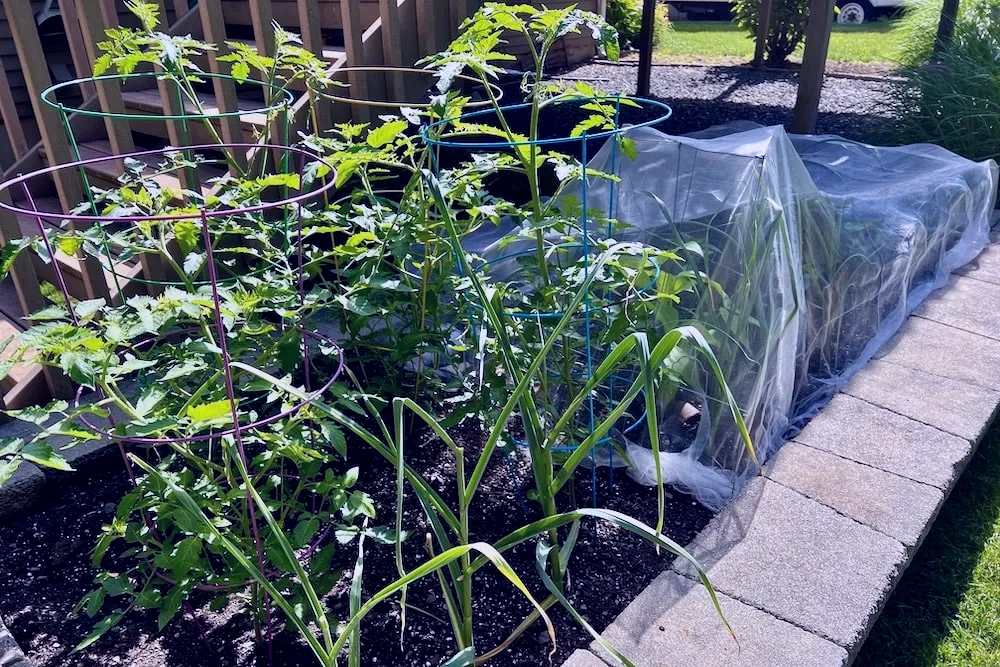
[855,423,1000,666]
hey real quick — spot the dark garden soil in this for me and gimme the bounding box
[0,419,713,667]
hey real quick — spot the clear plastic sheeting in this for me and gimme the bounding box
[572,123,998,508]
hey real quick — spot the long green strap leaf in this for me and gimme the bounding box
[535,541,635,667]
[329,542,557,660]
[128,454,332,666]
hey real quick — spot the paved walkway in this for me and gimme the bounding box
[566,234,1000,667]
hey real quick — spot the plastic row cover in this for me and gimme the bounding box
[572,123,997,508]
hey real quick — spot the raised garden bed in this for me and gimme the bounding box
[0,4,996,667]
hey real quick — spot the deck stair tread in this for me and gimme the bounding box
[41,140,228,197]
[121,88,272,130]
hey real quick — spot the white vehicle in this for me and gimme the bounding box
[667,0,904,24]
[835,0,904,23]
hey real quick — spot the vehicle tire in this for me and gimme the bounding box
[837,0,873,23]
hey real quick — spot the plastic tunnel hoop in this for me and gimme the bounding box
[72,328,346,446]
[318,66,503,109]
[420,95,673,148]
[40,72,294,121]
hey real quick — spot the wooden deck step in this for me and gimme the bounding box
[0,315,36,391]
[10,187,157,305]
[220,0,380,31]
[11,195,63,240]
[121,88,270,142]
[43,140,228,196]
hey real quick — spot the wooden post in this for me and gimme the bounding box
[417,0,442,56]
[397,0,421,66]
[635,0,657,97]
[297,0,333,133]
[77,1,136,158]
[752,0,774,67]
[0,191,74,399]
[791,0,836,133]
[342,0,381,123]
[171,0,192,21]
[199,0,249,168]
[57,0,97,98]
[0,62,28,160]
[249,0,277,57]
[0,196,46,321]
[6,2,110,301]
[449,0,474,41]
[380,0,406,102]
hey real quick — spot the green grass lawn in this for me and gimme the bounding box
[855,423,1000,666]
[653,20,903,64]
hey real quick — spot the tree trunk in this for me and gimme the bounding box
[636,0,657,96]
[934,0,961,55]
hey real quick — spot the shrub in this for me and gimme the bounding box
[733,0,810,65]
[883,0,1000,159]
[606,0,670,49]
[894,0,1000,67]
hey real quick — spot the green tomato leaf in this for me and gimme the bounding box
[619,136,638,161]
[366,120,409,148]
[157,586,185,631]
[186,400,234,425]
[0,459,20,486]
[293,517,320,549]
[21,441,72,471]
[75,611,123,651]
[320,422,347,457]
[441,647,475,667]
[174,220,200,255]
[169,536,203,580]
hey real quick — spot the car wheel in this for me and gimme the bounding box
[837,0,872,23]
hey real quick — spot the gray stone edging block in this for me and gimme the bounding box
[844,359,1000,442]
[0,613,30,667]
[0,462,44,524]
[793,393,972,490]
[957,236,1000,284]
[875,316,1000,392]
[563,649,608,667]
[0,392,120,522]
[590,571,846,667]
[914,275,1000,341]
[764,441,944,549]
[672,477,907,649]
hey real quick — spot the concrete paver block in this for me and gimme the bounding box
[561,649,609,667]
[913,275,1000,341]
[875,316,1000,392]
[957,238,1000,285]
[793,393,972,490]
[764,441,944,548]
[844,359,999,442]
[673,478,907,648]
[0,461,44,523]
[591,571,846,667]
[0,612,31,667]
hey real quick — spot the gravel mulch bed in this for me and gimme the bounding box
[556,61,898,142]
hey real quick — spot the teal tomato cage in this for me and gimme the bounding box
[421,95,673,507]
